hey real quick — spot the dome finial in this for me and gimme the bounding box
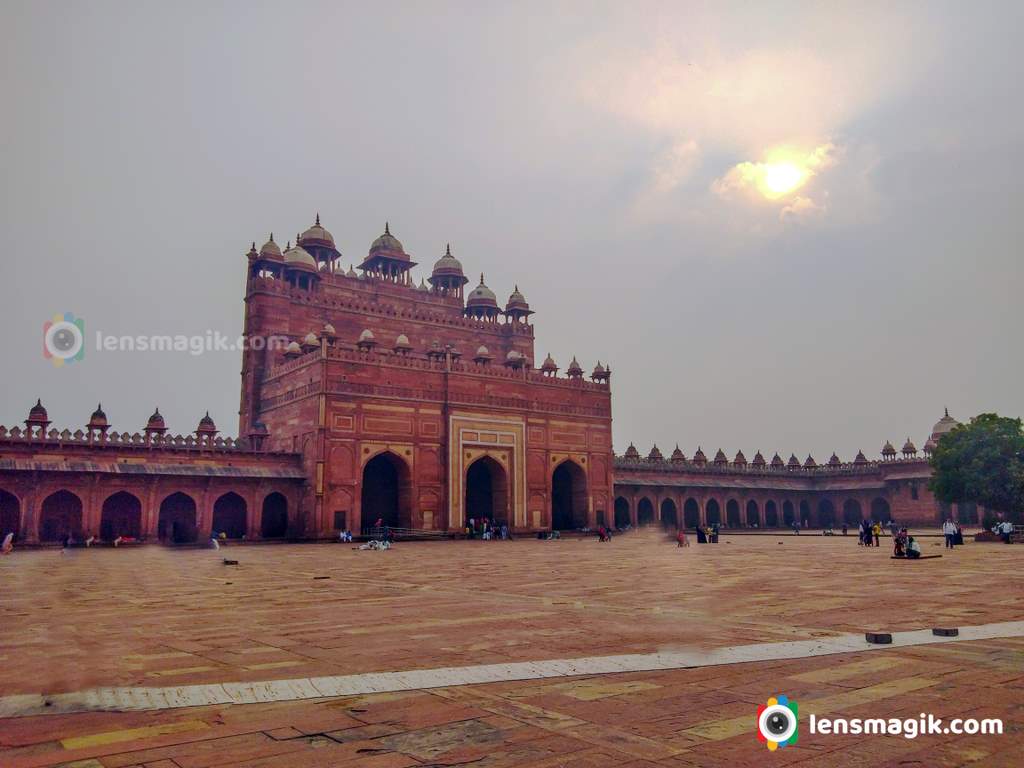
[385,221,390,235]
[945,406,949,417]
[480,273,485,284]
[315,212,320,225]
[515,284,519,292]
[445,243,452,257]
[269,232,274,242]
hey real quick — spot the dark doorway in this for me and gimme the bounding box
[842,499,862,526]
[660,499,678,529]
[213,492,247,538]
[261,492,288,538]
[706,499,721,525]
[637,497,655,526]
[158,493,197,543]
[818,499,836,528]
[799,500,811,527]
[361,452,411,532]
[100,491,142,540]
[614,497,630,528]
[466,456,509,526]
[871,497,891,523]
[684,498,700,528]
[726,499,741,527]
[746,500,759,527]
[39,490,82,542]
[0,490,20,541]
[782,500,795,526]
[552,460,587,530]
[765,501,778,527]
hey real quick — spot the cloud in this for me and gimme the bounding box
[712,143,838,206]
[780,194,826,222]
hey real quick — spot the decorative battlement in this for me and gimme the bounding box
[612,454,929,476]
[0,425,279,453]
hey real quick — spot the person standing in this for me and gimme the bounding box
[942,518,956,549]
[872,521,882,548]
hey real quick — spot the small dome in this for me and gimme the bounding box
[197,411,217,433]
[771,453,785,468]
[146,407,166,430]
[303,332,318,346]
[882,440,897,456]
[88,403,108,427]
[394,334,411,350]
[828,452,841,467]
[369,222,405,255]
[803,454,817,468]
[929,408,960,444]
[787,454,801,468]
[284,341,302,356]
[592,361,606,376]
[358,329,375,342]
[733,450,747,466]
[540,353,557,372]
[752,451,766,467]
[566,356,583,376]
[475,345,491,358]
[430,243,466,280]
[259,233,283,260]
[648,444,664,461]
[923,437,937,453]
[505,285,531,314]
[693,446,708,464]
[713,448,728,465]
[298,214,334,246]
[27,398,49,422]
[466,274,498,309]
[623,443,641,461]
[671,444,686,462]
[506,350,522,361]
[283,242,317,270]
[322,322,336,337]
[902,438,917,454]
[854,450,868,465]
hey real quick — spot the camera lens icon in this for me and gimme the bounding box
[757,695,798,751]
[43,313,85,367]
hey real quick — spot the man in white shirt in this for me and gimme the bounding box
[942,519,957,549]
[1000,520,1014,544]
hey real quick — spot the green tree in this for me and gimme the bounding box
[929,413,1024,522]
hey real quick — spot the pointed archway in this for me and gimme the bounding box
[637,497,655,527]
[614,497,630,528]
[552,460,587,530]
[684,498,700,528]
[100,491,142,540]
[843,499,862,526]
[660,499,678,529]
[39,490,83,542]
[765,501,779,527]
[0,490,20,541]
[726,499,741,527]
[158,492,197,543]
[706,499,721,526]
[465,456,509,527]
[360,452,412,532]
[261,492,288,538]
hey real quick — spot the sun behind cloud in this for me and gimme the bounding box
[713,144,836,212]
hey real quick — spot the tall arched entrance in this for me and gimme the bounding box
[660,499,678,529]
[746,500,759,527]
[261,492,288,538]
[842,499,862,526]
[684,498,700,528]
[799,500,811,527]
[637,497,655,526]
[159,492,197,543]
[782,500,795,526]
[551,460,587,530]
[466,456,509,526]
[818,499,836,528]
[39,490,82,542]
[765,501,778,527]
[726,499,741,527]
[0,490,20,540]
[706,499,721,526]
[213,492,247,539]
[614,497,630,528]
[100,491,142,540]
[360,452,412,531]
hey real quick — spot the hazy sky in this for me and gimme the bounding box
[2,1,1021,460]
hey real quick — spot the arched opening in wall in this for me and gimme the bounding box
[637,498,655,527]
[100,492,142,541]
[614,497,630,528]
[0,490,20,541]
[158,493,197,543]
[596,509,606,527]
[956,501,977,525]
[684,498,700,528]
[799,500,811,527]
[765,501,778,527]
[551,460,587,530]
[39,491,83,542]
[782,501,795,526]
[726,499,741,528]
[871,498,891,523]
[660,499,678,529]
[842,499,862,526]
[746,500,759,527]
[261,492,288,538]
[706,499,721,526]
[817,499,836,529]
[467,456,510,527]
[361,452,412,532]
[213,492,248,539]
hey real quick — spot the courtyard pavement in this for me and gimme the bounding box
[1,530,1022,766]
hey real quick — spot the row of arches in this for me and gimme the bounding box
[0,489,290,543]
[613,495,897,529]
[358,451,589,532]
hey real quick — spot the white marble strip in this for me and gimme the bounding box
[3,620,1022,719]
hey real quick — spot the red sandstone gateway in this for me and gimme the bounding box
[0,219,973,546]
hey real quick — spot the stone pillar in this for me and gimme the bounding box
[247,485,261,539]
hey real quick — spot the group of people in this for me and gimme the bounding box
[694,524,720,543]
[993,520,1016,543]
[892,528,923,558]
[465,517,509,540]
[942,518,965,548]
[856,519,883,547]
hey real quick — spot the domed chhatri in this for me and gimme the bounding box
[713,448,728,466]
[771,452,785,469]
[145,407,167,435]
[465,274,501,320]
[928,408,960,447]
[648,444,664,462]
[357,328,377,351]
[26,398,50,427]
[196,411,218,436]
[429,243,469,296]
[87,404,109,431]
[752,450,766,467]
[902,437,917,457]
[298,213,335,248]
[369,221,405,256]
[881,440,897,459]
[473,345,492,364]
[540,353,558,375]
[623,443,641,461]
[828,452,842,467]
[803,454,817,469]
[733,449,747,466]
[394,334,412,353]
[505,285,533,322]
[283,241,317,270]
[566,356,584,378]
[671,444,687,463]
[787,453,801,469]
[259,233,283,260]
[300,332,319,353]
[360,222,417,285]
[591,360,610,383]
[283,340,302,358]
[854,449,869,465]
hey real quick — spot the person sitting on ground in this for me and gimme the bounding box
[676,529,689,548]
[1,532,13,555]
[823,526,834,536]
[893,528,907,557]
[906,536,922,558]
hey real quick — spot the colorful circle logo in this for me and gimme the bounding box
[757,694,798,751]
